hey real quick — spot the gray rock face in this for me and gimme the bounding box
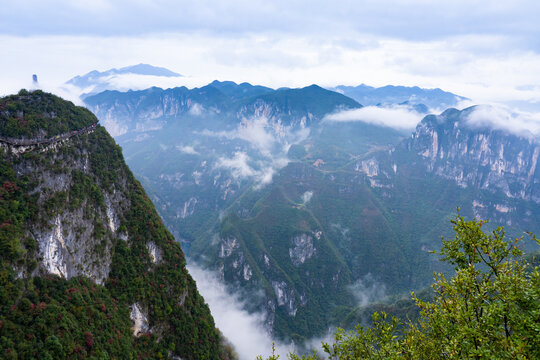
[4,131,130,284]
[36,210,113,285]
[289,233,316,266]
[146,241,162,264]
[130,303,150,337]
[271,280,298,316]
[219,237,238,258]
[407,108,539,202]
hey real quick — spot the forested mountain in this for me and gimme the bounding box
[85,82,360,136]
[193,106,540,340]
[0,91,233,359]
[83,81,539,342]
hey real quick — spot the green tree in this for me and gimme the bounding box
[258,214,540,359]
[408,215,540,359]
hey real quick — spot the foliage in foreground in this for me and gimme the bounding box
[258,214,540,359]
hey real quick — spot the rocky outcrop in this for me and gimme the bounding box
[404,108,539,202]
[130,303,150,337]
[289,233,316,266]
[0,91,227,359]
[271,280,298,316]
[4,132,126,284]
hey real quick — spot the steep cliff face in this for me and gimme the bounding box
[86,86,230,136]
[0,91,231,359]
[84,82,362,256]
[352,106,540,239]
[406,107,539,202]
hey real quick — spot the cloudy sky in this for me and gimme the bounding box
[1,0,539,109]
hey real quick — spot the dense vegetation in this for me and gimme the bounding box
[0,90,96,138]
[258,215,540,359]
[0,91,233,359]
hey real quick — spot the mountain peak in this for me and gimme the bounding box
[0,91,231,359]
[65,64,182,97]
[0,90,96,138]
[68,64,181,84]
[115,63,182,77]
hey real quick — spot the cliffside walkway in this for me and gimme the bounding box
[0,123,98,147]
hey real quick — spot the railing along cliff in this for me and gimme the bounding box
[0,123,98,147]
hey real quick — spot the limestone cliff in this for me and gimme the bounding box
[0,90,232,359]
[406,107,539,202]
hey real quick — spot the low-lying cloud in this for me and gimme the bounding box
[187,264,293,360]
[188,103,204,116]
[176,144,199,155]
[201,116,306,157]
[324,105,424,130]
[202,116,309,187]
[216,152,259,179]
[348,273,387,307]
[188,264,389,359]
[465,104,540,138]
[215,151,288,187]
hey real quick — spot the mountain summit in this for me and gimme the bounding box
[0,90,232,359]
[65,64,182,96]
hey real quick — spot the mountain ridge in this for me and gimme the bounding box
[84,82,362,136]
[77,80,539,343]
[330,83,467,110]
[64,64,183,97]
[0,90,232,359]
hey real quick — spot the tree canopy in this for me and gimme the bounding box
[258,214,540,359]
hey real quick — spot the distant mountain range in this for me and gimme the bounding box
[64,64,182,96]
[329,84,467,110]
[79,78,540,343]
[84,82,360,136]
[68,69,539,344]
[66,63,466,113]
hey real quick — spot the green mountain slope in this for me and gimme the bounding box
[81,81,539,343]
[0,91,232,359]
[189,106,540,342]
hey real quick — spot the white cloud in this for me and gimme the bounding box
[214,152,287,187]
[1,33,540,116]
[216,152,258,179]
[324,105,424,130]
[104,73,185,91]
[202,117,285,156]
[465,105,540,138]
[101,118,129,137]
[188,103,204,116]
[3,1,540,46]
[256,166,276,188]
[201,116,307,187]
[187,264,293,360]
[348,273,387,307]
[236,118,279,156]
[176,145,199,155]
[67,0,113,13]
[202,116,310,156]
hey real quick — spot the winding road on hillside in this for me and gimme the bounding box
[0,123,98,147]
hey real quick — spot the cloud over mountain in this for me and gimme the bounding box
[465,105,540,138]
[324,105,424,130]
[188,264,293,360]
